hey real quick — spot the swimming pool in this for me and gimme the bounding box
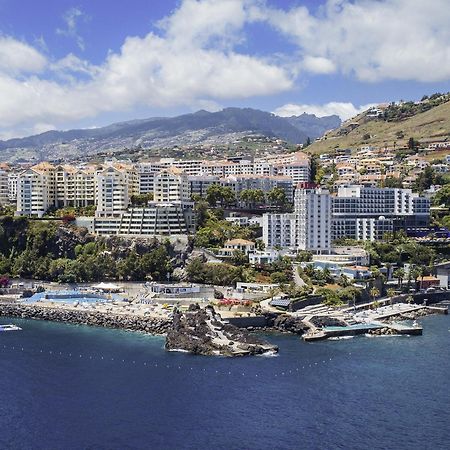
[25,290,122,304]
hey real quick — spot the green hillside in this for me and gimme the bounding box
[309,97,450,154]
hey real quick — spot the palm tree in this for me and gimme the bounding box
[393,268,405,289]
[387,288,396,308]
[369,286,380,302]
[338,274,351,287]
[409,266,422,292]
[370,266,381,279]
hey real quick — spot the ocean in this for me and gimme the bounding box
[1,315,450,450]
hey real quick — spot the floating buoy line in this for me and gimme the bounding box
[0,342,354,379]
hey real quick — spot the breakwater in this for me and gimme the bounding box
[0,303,170,334]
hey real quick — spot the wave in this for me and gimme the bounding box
[364,333,402,338]
[258,350,279,357]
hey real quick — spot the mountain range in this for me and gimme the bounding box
[0,108,341,162]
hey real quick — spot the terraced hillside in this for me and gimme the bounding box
[309,99,450,154]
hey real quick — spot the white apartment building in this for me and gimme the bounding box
[16,168,51,217]
[294,187,331,253]
[96,165,137,217]
[263,187,331,253]
[275,162,310,183]
[221,174,294,202]
[16,162,98,216]
[8,172,18,202]
[262,213,297,249]
[153,168,191,203]
[0,170,10,205]
[331,185,430,241]
[78,202,195,237]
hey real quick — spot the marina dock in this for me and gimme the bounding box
[303,321,422,341]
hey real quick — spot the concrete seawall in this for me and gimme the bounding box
[0,303,171,334]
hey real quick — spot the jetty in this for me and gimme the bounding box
[303,321,422,341]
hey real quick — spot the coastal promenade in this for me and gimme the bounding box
[0,302,170,335]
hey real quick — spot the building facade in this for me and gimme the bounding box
[331,185,430,241]
[263,187,331,253]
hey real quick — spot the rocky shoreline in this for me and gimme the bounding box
[166,304,278,356]
[0,303,170,335]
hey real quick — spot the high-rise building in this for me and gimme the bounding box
[331,185,430,241]
[95,164,137,217]
[263,186,331,253]
[0,170,9,205]
[153,168,190,203]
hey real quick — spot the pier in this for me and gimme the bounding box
[303,321,423,341]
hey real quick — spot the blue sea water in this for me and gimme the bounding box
[1,315,450,450]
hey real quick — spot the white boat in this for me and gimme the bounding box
[0,324,22,332]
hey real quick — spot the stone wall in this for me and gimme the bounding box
[0,303,170,334]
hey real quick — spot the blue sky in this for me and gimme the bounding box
[0,0,449,138]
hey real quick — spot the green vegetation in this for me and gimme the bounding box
[206,184,235,207]
[185,257,252,286]
[46,204,97,217]
[383,93,450,122]
[193,207,258,248]
[130,193,154,206]
[363,232,436,267]
[239,189,265,208]
[0,215,174,282]
[315,286,361,306]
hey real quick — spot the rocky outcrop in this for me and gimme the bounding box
[271,314,309,335]
[310,316,347,328]
[368,327,399,336]
[165,304,278,356]
[0,303,170,334]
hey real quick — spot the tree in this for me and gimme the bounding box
[315,287,343,306]
[338,274,351,288]
[369,286,380,301]
[206,185,235,207]
[393,268,405,289]
[185,257,207,283]
[130,193,153,206]
[409,266,422,291]
[267,187,289,209]
[414,166,435,192]
[230,250,248,267]
[432,184,450,207]
[239,189,265,208]
[387,288,396,308]
[383,177,403,188]
[194,200,210,228]
[407,137,418,150]
[296,251,312,262]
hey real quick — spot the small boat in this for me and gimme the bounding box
[0,324,22,332]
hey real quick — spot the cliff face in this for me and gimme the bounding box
[165,304,278,357]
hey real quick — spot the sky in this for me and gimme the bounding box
[0,0,449,139]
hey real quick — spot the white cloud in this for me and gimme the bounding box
[56,7,89,51]
[264,0,450,82]
[273,102,377,120]
[302,56,336,75]
[1,0,450,139]
[0,36,47,75]
[0,0,293,138]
